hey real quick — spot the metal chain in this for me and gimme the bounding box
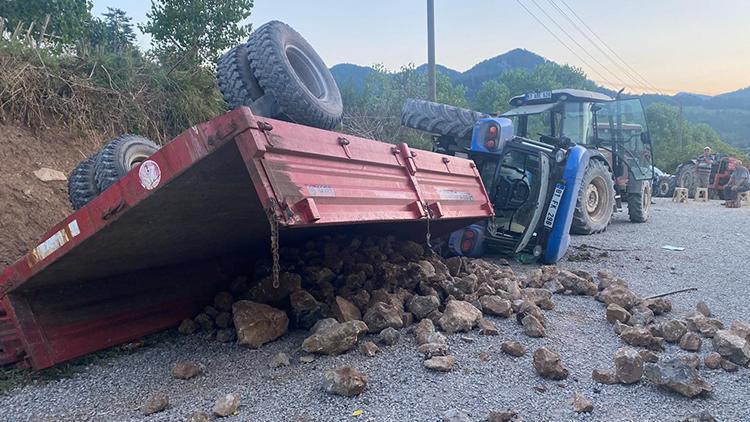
[424,202,432,248]
[266,201,281,289]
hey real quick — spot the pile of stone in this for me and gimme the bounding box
[177,235,563,379]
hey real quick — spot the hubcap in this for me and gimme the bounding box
[128,153,150,170]
[585,176,609,222]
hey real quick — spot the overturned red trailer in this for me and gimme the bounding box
[0,107,493,369]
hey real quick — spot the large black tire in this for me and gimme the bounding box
[68,153,100,210]
[401,99,488,139]
[676,162,698,198]
[244,21,342,130]
[94,134,160,192]
[571,160,615,235]
[656,175,675,197]
[217,43,264,110]
[628,181,651,223]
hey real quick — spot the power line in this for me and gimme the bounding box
[545,0,650,92]
[558,0,660,93]
[527,0,631,88]
[513,0,614,86]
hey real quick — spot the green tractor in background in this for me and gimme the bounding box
[402,89,654,234]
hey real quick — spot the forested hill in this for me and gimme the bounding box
[331,49,750,153]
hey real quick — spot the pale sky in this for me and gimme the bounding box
[92,0,750,96]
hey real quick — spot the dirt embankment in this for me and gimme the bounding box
[0,124,103,268]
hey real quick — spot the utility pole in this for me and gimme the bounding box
[678,101,684,153]
[427,0,436,101]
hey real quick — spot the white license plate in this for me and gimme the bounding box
[525,91,552,101]
[544,184,565,228]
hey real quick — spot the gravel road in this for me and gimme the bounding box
[1,198,749,421]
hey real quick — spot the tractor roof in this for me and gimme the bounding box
[509,89,613,107]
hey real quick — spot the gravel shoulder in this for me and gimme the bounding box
[1,198,749,421]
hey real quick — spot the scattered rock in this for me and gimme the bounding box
[302,320,368,355]
[194,313,214,331]
[442,408,470,422]
[558,270,597,296]
[596,285,639,310]
[323,366,368,396]
[679,355,701,370]
[215,329,235,343]
[408,295,441,320]
[654,320,688,343]
[533,347,568,380]
[619,326,664,351]
[233,301,289,349]
[720,359,739,372]
[639,350,659,363]
[270,352,291,368]
[487,409,521,422]
[501,341,526,357]
[643,359,712,397]
[215,312,233,329]
[299,355,315,364]
[592,369,617,384]
[628,306,654,326]
[332,296,362,322]
[704,352,722,369]
[729,320,750,342]
[516,301,546,327]
[477,318,499,336]
[522,288,554,310]
[596,271,628,291]
[606,304,630,324]
[378,327,401,346]
[642,297,672,315]
[186,410,211,422]
[572,393,593,413]
[33,167,67,182]
[363,302,404,333]
[142,393,169,415]
[213,291,234,311]
[438,300,482,334]
[479,296,513,317]
[171,361,204,380]
[614,347,643,384]
[213,393,240,417]
[359,341,379,357]
[679,332,703,352]
[686,313,724,338]
[424,355,457,372]
[521,314,545,338]
[248,272,301,305]
[696,300,711,317]
[418,342,449,359]
[178,319,199,335]
[311,318,338,334]
[712,329,750,366]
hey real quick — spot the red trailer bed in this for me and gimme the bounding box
[0,107,493,369]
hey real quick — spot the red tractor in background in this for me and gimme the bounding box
[675,153,748,198]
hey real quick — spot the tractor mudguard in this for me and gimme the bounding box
[543,145,591,263]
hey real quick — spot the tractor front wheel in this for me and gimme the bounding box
[571,160,615,235]
[628,181,651,223]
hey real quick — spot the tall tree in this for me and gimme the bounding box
[102,8,136,50]
[140,0,253,65]
[0,0,93,44]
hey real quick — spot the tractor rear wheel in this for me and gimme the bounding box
[571,160,615,235]
[656,175,675,197]
[676,162,698,198]
[94,134,160,192]
[401,99,487,139]
[68,153,100,210]
[628,181,651,223]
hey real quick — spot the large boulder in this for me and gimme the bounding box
[614,347,643,384]
[438,300,482,334]
[643,359,713,397]
[363,302,404,333]
[323,366,368,396]
[712,329,750,366]
[302,320,368,355]
[533,347,569,380]
[233,301,289,348]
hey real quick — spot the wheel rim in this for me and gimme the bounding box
[659,181,669,196]
[128,153,151,169]
[286,45,327,99]
[585,176,609,223]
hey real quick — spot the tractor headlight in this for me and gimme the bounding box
[555,149,565,163]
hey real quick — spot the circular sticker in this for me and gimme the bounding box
[138,160,161,190]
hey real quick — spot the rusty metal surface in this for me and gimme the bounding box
[0,107,492,369]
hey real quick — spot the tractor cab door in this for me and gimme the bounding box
[596,98,653,181]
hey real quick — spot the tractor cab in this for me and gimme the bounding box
[500,89,654,231]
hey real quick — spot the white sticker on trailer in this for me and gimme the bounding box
[31,228,70,262]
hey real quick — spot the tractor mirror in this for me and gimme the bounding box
[640,131,651,144]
